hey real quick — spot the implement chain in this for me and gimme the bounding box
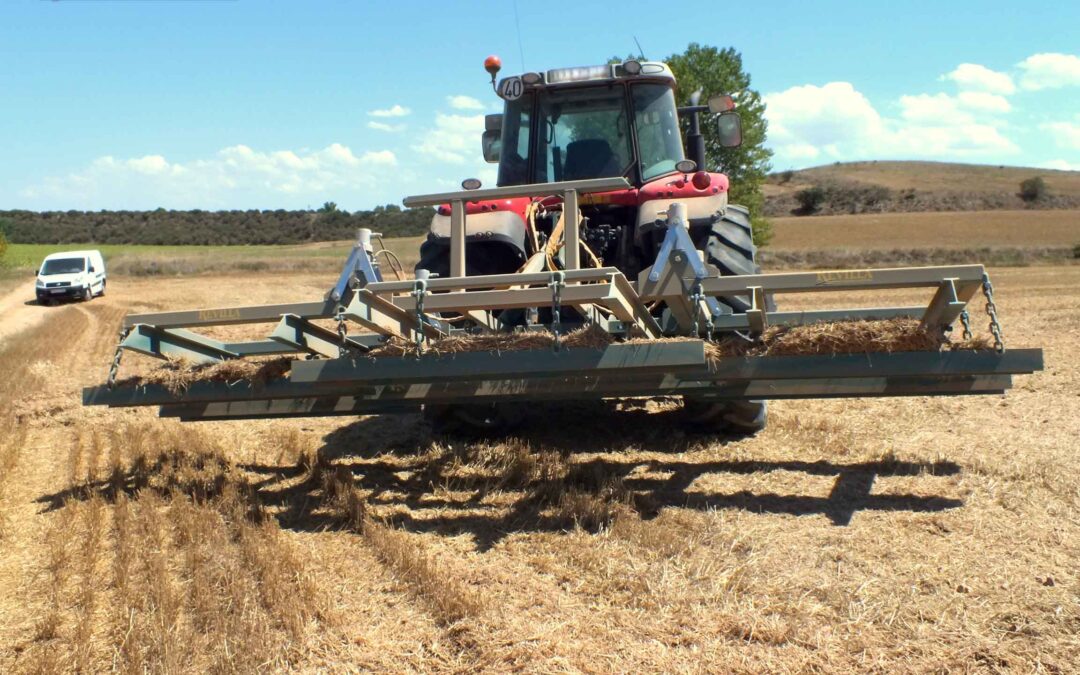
[959,310,973,341]
[981,273,1006,353]
[689,281,713,338]
[549,271,565,351]
[335,311,349,358]
[107,327,131,388]
[412,278,428,355]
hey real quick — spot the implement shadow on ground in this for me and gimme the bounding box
[266,402,963,548]
[37,402,964,550]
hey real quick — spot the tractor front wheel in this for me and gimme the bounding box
[682,399,768,435]
[685,204,769,435]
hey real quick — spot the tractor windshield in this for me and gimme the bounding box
[497,82,684,187]
[632,85,685,181]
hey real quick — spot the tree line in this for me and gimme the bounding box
[0,203,434,246]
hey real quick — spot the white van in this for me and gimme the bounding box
[35,250,107,304]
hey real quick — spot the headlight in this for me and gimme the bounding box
[35,279,45,288]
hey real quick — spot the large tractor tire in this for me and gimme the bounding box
[685,204,769,435]
[415,239,528,436]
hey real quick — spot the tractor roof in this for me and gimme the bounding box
[496,60,675,99]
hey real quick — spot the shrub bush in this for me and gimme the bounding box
[1019,176,1047,203]
[794,186,827,214]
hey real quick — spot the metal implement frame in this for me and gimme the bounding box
[82,344,1043,421]
[87,179,1042,419]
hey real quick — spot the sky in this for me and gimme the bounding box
[1,0,1078,211]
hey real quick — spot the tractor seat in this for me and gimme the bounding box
[562,139,621,180]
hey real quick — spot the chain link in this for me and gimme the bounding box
[981,273,1005,353]
[107,327,131,388]
[412,279,427,355]
[959,309,973,341]
[335,311,349,358]
[549,271,565,351]
[689,281,713,338]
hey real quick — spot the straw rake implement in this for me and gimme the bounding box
[83,178,1043,424]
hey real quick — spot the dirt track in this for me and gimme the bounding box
[1,266,1078,672]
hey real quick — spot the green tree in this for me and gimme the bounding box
[0,219,8,264]
[664,44,773,245]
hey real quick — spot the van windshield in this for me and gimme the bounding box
[41,258,86,275]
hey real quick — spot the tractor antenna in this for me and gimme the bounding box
[512,0,526,71]
[633,36,646,60]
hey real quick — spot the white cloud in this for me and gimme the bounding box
[411,113,485,164]
[21,143,397,208]
[899,93,973,124]
[956,91,1011,113]
[766,82,885,163]
[446,95,485,111]
[1042,159,1080,171]
[368,104,411,118]
[1017,53,1080,90]
[765,81,1018,168]
[367,120,406,132]
[1041,120,1080,150]
[941,63,1015,94]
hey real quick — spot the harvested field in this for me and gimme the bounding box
[769,209,1080,250]
[0,265,1077,673]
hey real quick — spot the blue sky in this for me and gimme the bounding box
[1,0,1078,211]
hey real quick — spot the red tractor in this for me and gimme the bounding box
[415,57,768,431]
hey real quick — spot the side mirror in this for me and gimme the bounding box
[717,111,742,147]
[482,114,503,163]
[482,130,501,163]
[708,94,735,113]
[88,266,95,273]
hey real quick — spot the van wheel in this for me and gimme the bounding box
[83,286,94,301]
[98,280,106,297]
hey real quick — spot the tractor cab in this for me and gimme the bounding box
[483,60,742,188]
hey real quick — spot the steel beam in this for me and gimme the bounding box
[563,189,580,271]
[159,374,1015,421]
[290,341,709,385]
[121,324,238,364]
[123,300,338,329]
[366,267,623,294]
[269,314,368,357]
[401,177,631,208]
[710,307,927,331]
[699,265,986,296]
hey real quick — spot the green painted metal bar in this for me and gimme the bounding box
[366,267,623,294]
[710,307,927,331]
[401,177,631,208]
[289,341,709,385]
[704,348,1042,381]
[121,324,239,364]
[157,373,1015,421]
[123,299,339,329]
[84,346,1043,412]
[699,265,986,296]
[269,314,369,357]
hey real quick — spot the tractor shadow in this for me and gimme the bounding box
[253,402,963,549]
[37,402,963,551]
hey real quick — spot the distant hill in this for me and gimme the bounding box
[0,206,433,246]
[764,161,1080,217]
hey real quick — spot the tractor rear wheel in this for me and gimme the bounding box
[687,204,768,434]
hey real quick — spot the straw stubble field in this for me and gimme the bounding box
[0,265,1077,673]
